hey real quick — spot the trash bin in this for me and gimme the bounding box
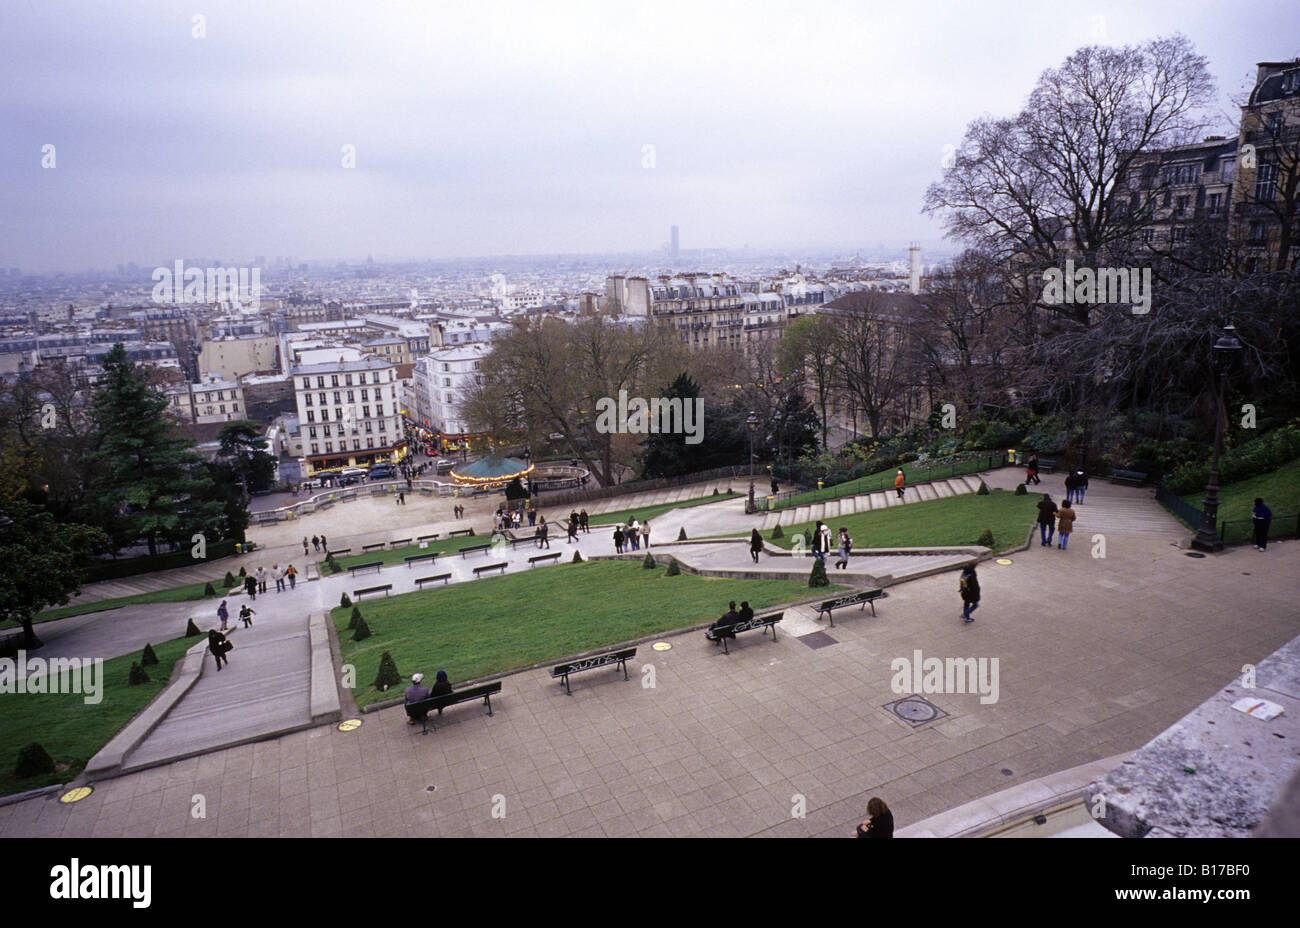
[235,543,243,555]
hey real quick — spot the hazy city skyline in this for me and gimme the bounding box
[2,0,1296,272]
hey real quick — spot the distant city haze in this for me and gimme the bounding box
[0,0,1294,272]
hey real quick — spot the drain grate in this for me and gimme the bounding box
[883,694,949,727]
[797,631,838,650]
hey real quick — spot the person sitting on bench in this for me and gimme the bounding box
[710,602,741,645]
[404,673,431,726]
[429,670,453,714]
[737,601,754,623]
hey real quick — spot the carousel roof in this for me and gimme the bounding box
[449,455,533,483]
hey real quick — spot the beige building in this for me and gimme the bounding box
[199,335,280,380]
[165,376,247,424]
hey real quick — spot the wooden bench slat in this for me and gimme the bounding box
[548,648,637,694]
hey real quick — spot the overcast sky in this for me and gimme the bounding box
[1,0,1296,272]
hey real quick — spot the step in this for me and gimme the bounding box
[957,475,984,493]
[884,489,905,507]
[823,500,841,518]
[867,492,889,510]
[932,481,955,498]
[793,506,813,525]
[839,496,859,515]
[916,483,938,502]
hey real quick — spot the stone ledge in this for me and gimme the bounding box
[308,611,341,724]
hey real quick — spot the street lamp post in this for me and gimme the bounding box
[746,411,758,513]
[1192,324,1242,552]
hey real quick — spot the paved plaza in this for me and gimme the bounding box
[3,469,1297,837]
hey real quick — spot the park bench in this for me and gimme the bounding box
[257,513,278,525]
[1037,457,1057,473]
[459,543,491,558]
[529,552,562,567]
[348,561,384,576]
[448,528,474,538]
[548,647,637,695]
[417,533,440,542]
[504,535,535,548]
[1109,469,1147,486]
[354,584,392,600]
[328,547,352,557]
[405,552,439,568]
[414,573,451,589]
[362,542,386,553]
[390,538,412,548]
[405,681,502,734]
[473,562,508,579]
[816,589,885,626]
[705,612,784,654]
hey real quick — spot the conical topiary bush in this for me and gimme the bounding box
[808,559,829,587]
[678,527,687,541]
[128,661,150,685]
[642,553,656,569]
[665,558,681,576]
[572,550,584,563]
[348,606,363,630]
[224,571,236,587]
[771,524,784,539]
[1014,483,1027,495]
[14,742,55,778]
[374,651,401,690]
[352,616,372,641]
[977,528,995,548]
[976,481,989,495]
[340,592,352,608]
[141,643,159,666]
[203,582,216,597]
[185,617,202,637]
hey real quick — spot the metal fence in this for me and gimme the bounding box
[536,463,760,510]
[1154,483,1204,529]
[1221,513,1300,546]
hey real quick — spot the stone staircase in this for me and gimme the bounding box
[759,474,985,530]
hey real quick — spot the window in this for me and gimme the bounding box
[347,391,354,402]
[331,375,338,387]
[1172,228,1187,243]
[305,394,313,406]
[443,363,450,372]
[376,404,384,416]
[362,405,370,417]
[1254,161,1278,202]
[316,377,324,388]
[320,408,328,420]
[345,374,352,386]
[445,393,453,402]
[379,419,386,432]
[1283,70,1300,93]
[1141,229,1155,245]
[318,393,326,406]
[366,437,374,449]
[365,422,372,433]
[309,427,317,439]
[1175,196,1188,218]
[373,373,381,384]
[353,440,360,450]
[302,377,311,389]
[333,392,341,405]
[218,404,225,413]
[311,443,319,454]
[1250,221,1266,242]
[1266,112,1284,137]
[323,424,331,437]
[361,389,368,401]
[1208,193,1222,216]
[307,410,315,423]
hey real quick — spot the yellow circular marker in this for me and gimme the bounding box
[996,558,1013,565]
[337,719,362,732]
[652,641,672,652]
[60,786,93,803]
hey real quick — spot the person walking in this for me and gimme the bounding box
[312,535,320,552]
[209,629,231,671]
[1055,500,1076,550]
[1253,497,1273,550]
[567,513,579,543]
[812,520,830,564]
[399,490,405,505]
[835,527,853,570]
[580,509,589,533]
[771,476,779,495]
[217,599,230,631]
[320,534,328,552]
[244,572,257,600]
[239,603,256,628]
[528,508,536,527]
[641,520,651,549]
[629,518,640,550]
[303,536,310,556]
[256,566,268,594]
[894,469,906,500]
[1073,470,1089,504]
[613,525,625,554]
[536,516,550,549]
[959,564,980,623]
[749,528,763,564]
[1036,494,1058,547]
[286,563,297,589]
[273,564,285,593]
[1063,470,1079,505]
[1025,454,1041,486]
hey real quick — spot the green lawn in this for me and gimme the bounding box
[1181,456,1300,545]
[774,455,1000,510]
[333,560,839,707]
[0,634,200,797]
[762,489,1039,554]
[19,577,231,627]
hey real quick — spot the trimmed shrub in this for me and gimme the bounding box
[976,481,989,495]
[327,555,342,574]
[712,487,719,495]
[665,558,681,576]
[352,617,372,641]
[185,617,202,637]
[642,553,656,569]
[128,661,150,685]
[572,550,584,563]
[678,527,688,541]
[238,566,246,577]
[771,524,784,539]
[224,571,236,587]
[340,592,352,608]
[1014,483,1027,495]
[808,559,829,587]
[203,582,217,597]
[141,643,159,666]
[803,529,813,547]
[977,528,995,548]
[468,528,475,536]
[14,742,55,778]
[349,606,363,630]
[373,651,401,690]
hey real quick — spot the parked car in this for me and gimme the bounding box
[369,465,395,480]
[340,466,369,478]
[436,459,455,474]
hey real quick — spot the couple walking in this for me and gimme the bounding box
[809,522,854,569]
[1035,494,1077,550]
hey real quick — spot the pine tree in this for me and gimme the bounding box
[141,643,159,666]
[349,605,363,630]
[14,742,55,778]
[771,524,784,539]
[185,617,202,637]
[642,553,656,569]
[128,661,150,685]
[808,559,829,587]
[340,592,351,608]
[665,558,681,576]
[976,481,989,495]
[572,550,584,563]
[678,527,687,541]
[373,651,401,690]
[977,528,995,547]
[352,617,372,641]
[224,571,236,587]
[1015,483,1027,495]
[203,582,216,597]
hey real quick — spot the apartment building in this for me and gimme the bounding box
[1230,58,1300,272]
[290,351,407,474]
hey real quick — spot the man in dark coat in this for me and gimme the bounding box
[1036,495,1058,547]
[959,565,980,623]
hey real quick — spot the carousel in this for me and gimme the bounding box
[448,455,536,490]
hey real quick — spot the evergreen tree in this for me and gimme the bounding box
[82,344,227,555]
[808,559,829,587]
[14,742,55,778]
[185,617,202,636]
[374,651,401,690]
[642,553,656,569]
[128,661,150,685]
[141,642,159,666]
[665,558,681,576]
[216,420,277,493]
[352,616,372,641]
[977,528,995,547]
[349,605,363,630]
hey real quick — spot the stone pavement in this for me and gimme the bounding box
[3,466,1296,837]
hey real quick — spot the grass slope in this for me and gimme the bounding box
[1180,456,1300,544]
[333,560,838,707]
[23,578,228,627]
[765,489,1038,553]
[0,633,199,797]
[776,456,998,509]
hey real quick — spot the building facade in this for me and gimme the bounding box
[290,353,407,474]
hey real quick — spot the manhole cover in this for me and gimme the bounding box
[652,642,671,651]
[426,786,437,792]
[995,558,1013,565]
[797,631,838,650]
[59,786,93,803]
[883,695,948,727]
[337,719,362,732]
[1185,552,1207,558]
[1001,768,1014,776]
